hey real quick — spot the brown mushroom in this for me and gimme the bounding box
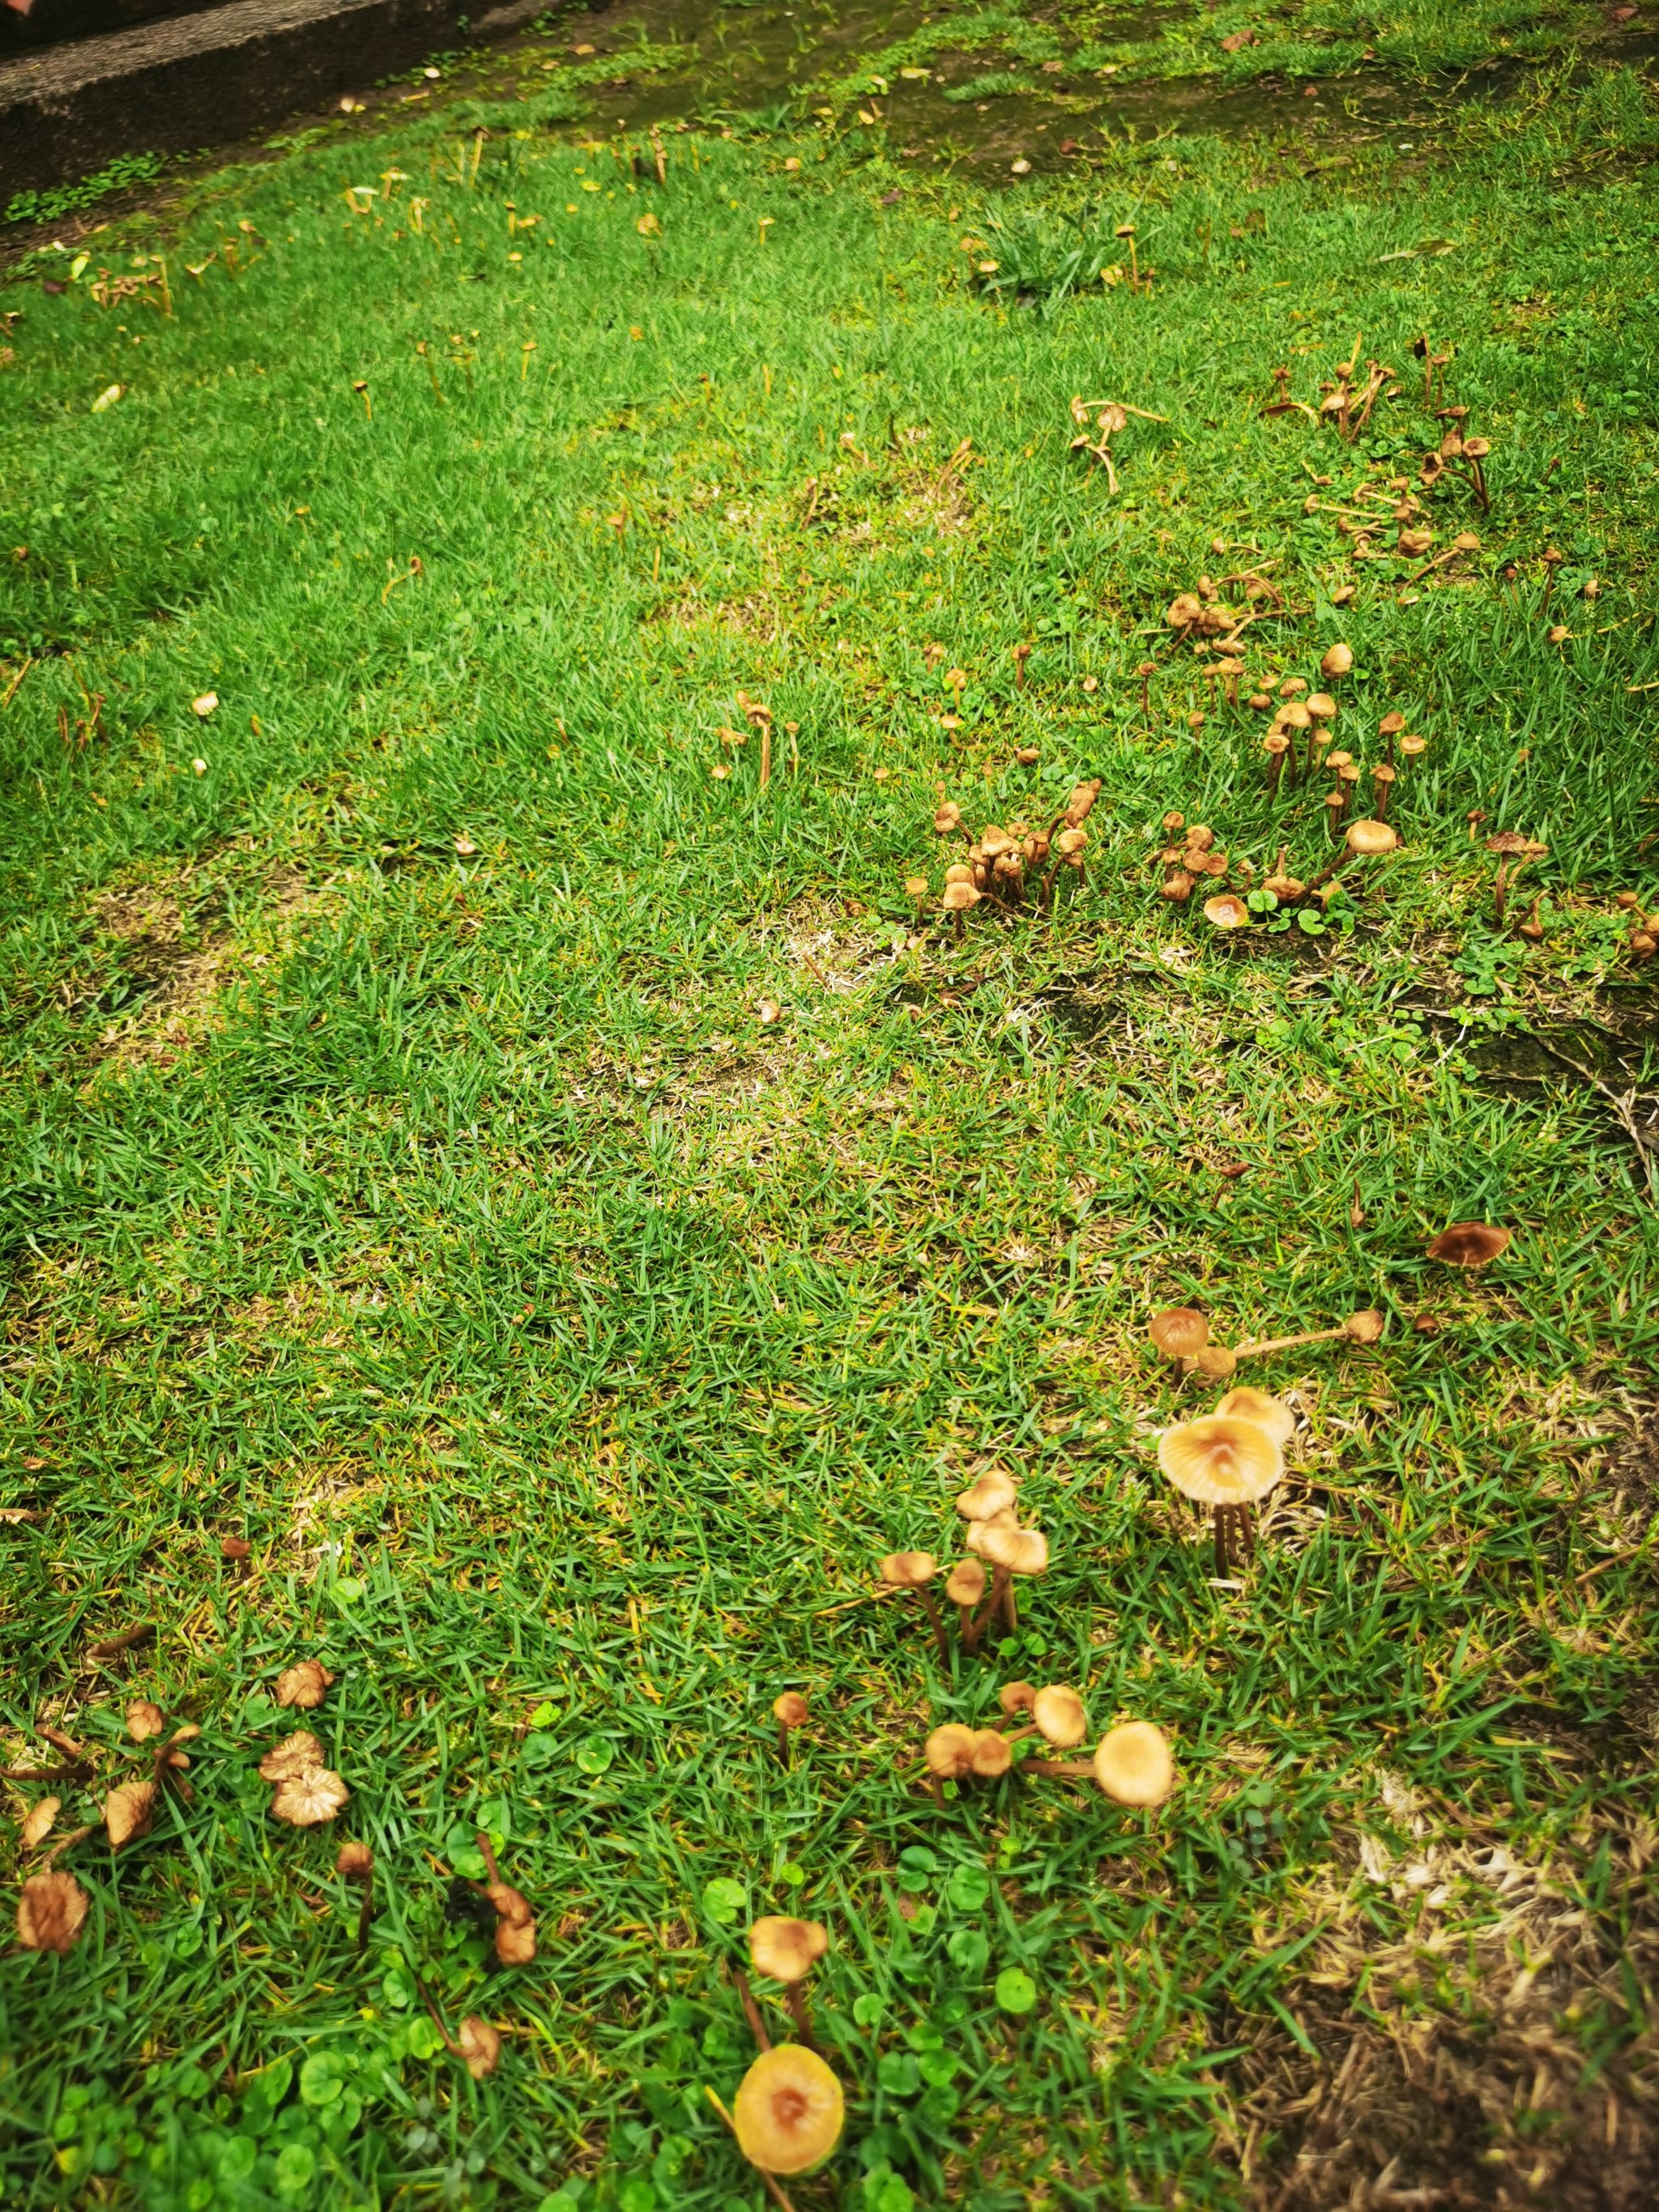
[337,1839,375,1949]
[16,1869,90,1954]
[974,1521,1047,1638]
[750,1916,830,2048]
[878,1550,949,1663]
[1213,1387,1294,1447]
[1149,1307,1209,1366]
[1426,1223,1512,1268]
[1093,1722,1175,1808]
[773,1691,809,1768]
[276,1660,334,1712]
[1157,1416,1285,1577]
[945,1558,987,1648]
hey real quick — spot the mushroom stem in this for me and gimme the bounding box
[916,1587,950,1665]
[1493,860,1509,926]
[758,722,772,792]
[1232,1321,1350,1357]
[732,1968,773,2054]
[1022,1758,1094,1778]
[955,1600,978,1647]
[785,1980,821,2052]
[1213,1503,1256,1577]
[356,1871,374,1953]
[924,1768,944,1809]
[980,1562,1013,1643]
[704,2088,801,2212]
[416,1976,465,2060]
[777,1720,791,1768]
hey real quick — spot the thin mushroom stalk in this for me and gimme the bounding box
[1233,1311,1384,1357]
[733,1967,773,2053]
[1212,1502,1255,1578]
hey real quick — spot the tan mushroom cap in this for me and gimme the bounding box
[1149,1307,1209,1358]
[1032,1686,1089,1750]
[1213,1387,1295,1447]
[925,1724,977,1779]
[258,1731,324,1784]
[271,1767,350,1827]
[878,1551,940,1589]
[963,1507,1021,1558]
[1189,1343,1239,1381]
[1307,692,1337,719]
[1204,894,1251,930]
[1345,819,1397,857]
[956,1469,1018,1522]
[969,1729,1013,1777]
[998,1679,1038,1716]
[749,1916,830,1984]
[1157,1416,1285,1507]
[934,803,963,833]
[773,1692,809,1728]
[1093,1722,1175,1808]
[126,1700,164,1742]
[732,2044,845,2176]
[1427,1222,1512,1267]
[1320,642,1354,678]
[336,1839,373,1877]
[16,1870,89,1954]
[945,1558,987,1605]
[104,1779,156,1851]
[1343,1308,1386,1343]
[941,881,981,914]
[975,1523,1049,1576]
[457,2017,503,2081]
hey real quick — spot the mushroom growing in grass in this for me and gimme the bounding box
[973,1521,1048,1638]
[1304,816,1397,895]
[945,1558,987,1648]
[1031,1685,1089,1750]
[1232,1308,1384,1357]
[337,1839,374,1950]
[16,1870,91,1954]
[727,2043,845,2182]
[878,1551,949,1663]
[749,1916,829,2049]
[1023,1718,1176,1808]
[941,879,980,936]
[1427,1222,1512,1268]
[1203,893,1251,932]
[476,1831,536,1966]
[1157,1416,1286,1578]
[1148,1306,1209,1370]
[922,1723,1012,1803]
[1320,641,1354,683]
[259,1731,349,1828]
[772,1692,809,1768]
[1213,1387,1295,1447]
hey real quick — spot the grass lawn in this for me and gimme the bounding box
[3,25,1659,2212]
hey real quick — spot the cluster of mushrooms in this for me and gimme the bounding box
[906,780,1102,932]
[876,1465,1049,1661]
[923,1690,1175,1812]
[1154,809,1400,932]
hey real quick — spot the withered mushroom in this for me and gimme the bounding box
[16,1869,90,1954]
[276,1660,334,1711]
[104,1779,156,1852]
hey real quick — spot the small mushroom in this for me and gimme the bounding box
[945,1558,987,1648]
[974,1520,1047,1637]
[16,1870,90,1954]
[1149,1307,1209,1366]
[1203,893,1251,931]
[337,1839,375,1949]
[456,2017,503,2081]
[20,1797,60,1850]
[1093,1722,1175,1808]
[1426,1223,1511,1268]
[998,1680,1038,1719]
[877,1550,949,1663]
[104,1779,156,1852]
[271,1767,350,1828]
[773,1691,809,1768]
[1031,1686,1088,1750]
[276,1660,334,1711]
[941,880,981,935]
[126,1700,165,1743]
[477,1832,536,1965]
[1232,1309,1385,1357]
[1157,1416,1285,1577]
[749,1916,830,2048]
[731,2044,845,2177]
[923,1723,977,1800]
[970,1728,1013,1778]
[1319,642,1354,680]
[934,802,963,834]
[258,1731,324,1784]
[1213,1387,1294,1447]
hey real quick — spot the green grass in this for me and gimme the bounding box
[4,40,1659,2212]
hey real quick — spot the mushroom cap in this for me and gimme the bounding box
[1149,1306,1209,1357]
[1320,642,1354,678]
[975,1523,1049,1576]
[1263,733,1290,757]
[1279,701,1312,731]
[271,1767,349,1826]
[104,1779,156,1851]
[905,876,929,900]
[945,1558,987,1605]
[258,1731,324,1784]
[1032,1686,1089,1750]
[1346,819,1398,857]
[970,1728,1013,1777]
[1426,1222,1512,1267]
[1189,1343,1239,1381]
[16,1870,89,1955]
[335,1840,374,1877]
[1378,710,1406,735]
[126,1699,164,1742]
[1307,693,1337,719]
[276,1660,334,1711]
[944,863,973,885]
[1213,1387,1295,1447]
[1399,733,1427,757]
[963,1507,1021,1558]
[1185,825,1215,853]
[1157,1416,1284,1507]
[457,2017,503,2081]
[878,1551,939,1589]
[1055,826,1087,857]
[733,2045,846,2176]
[941,882,981,914]
[1093,1723,1175,1808]
[998,1679,1038,1716]
[925,1724,977,1779]
[1343,1308,1386,1343]
[773,1692,809,1728]
[957,1469,1019,1521]
[934,803,963,834]
[749,1916,830,1984]
[1204,894,1251,930]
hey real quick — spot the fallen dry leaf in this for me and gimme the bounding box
[270,1767,349,1826]
[20,1796,60,1849]
[104,1778,156,1850]
[275,1660,334,1711]
[258,1731,324,1784]
[126,1700,164,1742]
[457,2016,502,2079]
[17,1869,89,1953]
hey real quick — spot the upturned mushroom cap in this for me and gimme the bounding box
[945,1558,987,1605]
[998,1680,1038,1716]
[879,1551,940,1589]
[749,1916,830,1984]
[1149,1307,1209,1357]
[271,1767,350,1827]
[732,2044,845,2176]
[1346,819,1397,857]
[1032,1686,1089,1750]
[1343,1308,1386,1343]
[1213,1387,1295,1447]
[1093,1723,1175,1808]
[774,1692,809,1728]
[963,1507,1021,1558]
[1157,1416,1284,1507]
[16,1870,89,1954]
[258,1731,324,1784]
[957,1469,1018,1521]
[1320,642,1354,678]
[975,1524,1049,1577]
[925,1724,977,1779]
[1426,1222,1512,1267]
[1204,894,1251,930]
[970,1729,1013,1777]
